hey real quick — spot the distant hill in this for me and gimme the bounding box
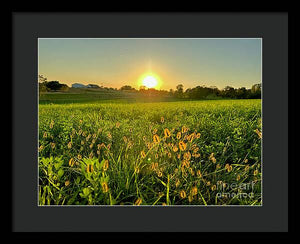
[71,83,100,88]
[72,83,86,88]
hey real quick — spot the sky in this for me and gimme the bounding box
[38,38,262,90]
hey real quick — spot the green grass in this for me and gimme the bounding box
[39,89,177,104]
[38,99,262,205]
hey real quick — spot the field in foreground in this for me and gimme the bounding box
[38,99,262,205]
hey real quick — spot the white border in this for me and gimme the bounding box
[37,38,263,207]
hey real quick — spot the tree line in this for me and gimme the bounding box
[38,75,70,92]
[38,75,261,99]
[172,83,261,99]
[120,83,261,99]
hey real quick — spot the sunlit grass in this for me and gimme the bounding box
[38,99,262,205]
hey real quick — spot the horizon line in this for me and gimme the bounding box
[39,80,261,90]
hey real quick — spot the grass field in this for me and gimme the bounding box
[38,98,262,206]
[39,89,177,104]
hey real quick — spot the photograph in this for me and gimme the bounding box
[38,38,262,206]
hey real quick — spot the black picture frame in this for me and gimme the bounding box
[11,11,294,237]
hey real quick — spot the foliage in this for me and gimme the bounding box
[45,81,69,91]
[120,85,136,91]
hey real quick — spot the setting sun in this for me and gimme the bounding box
[142,75,158,88]
[139,73,161,89]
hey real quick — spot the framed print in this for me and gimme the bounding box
[12,11,291,234]
[38,37,262,207]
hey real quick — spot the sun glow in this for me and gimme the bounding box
[139,73,161,89]
[142,76,158,88]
